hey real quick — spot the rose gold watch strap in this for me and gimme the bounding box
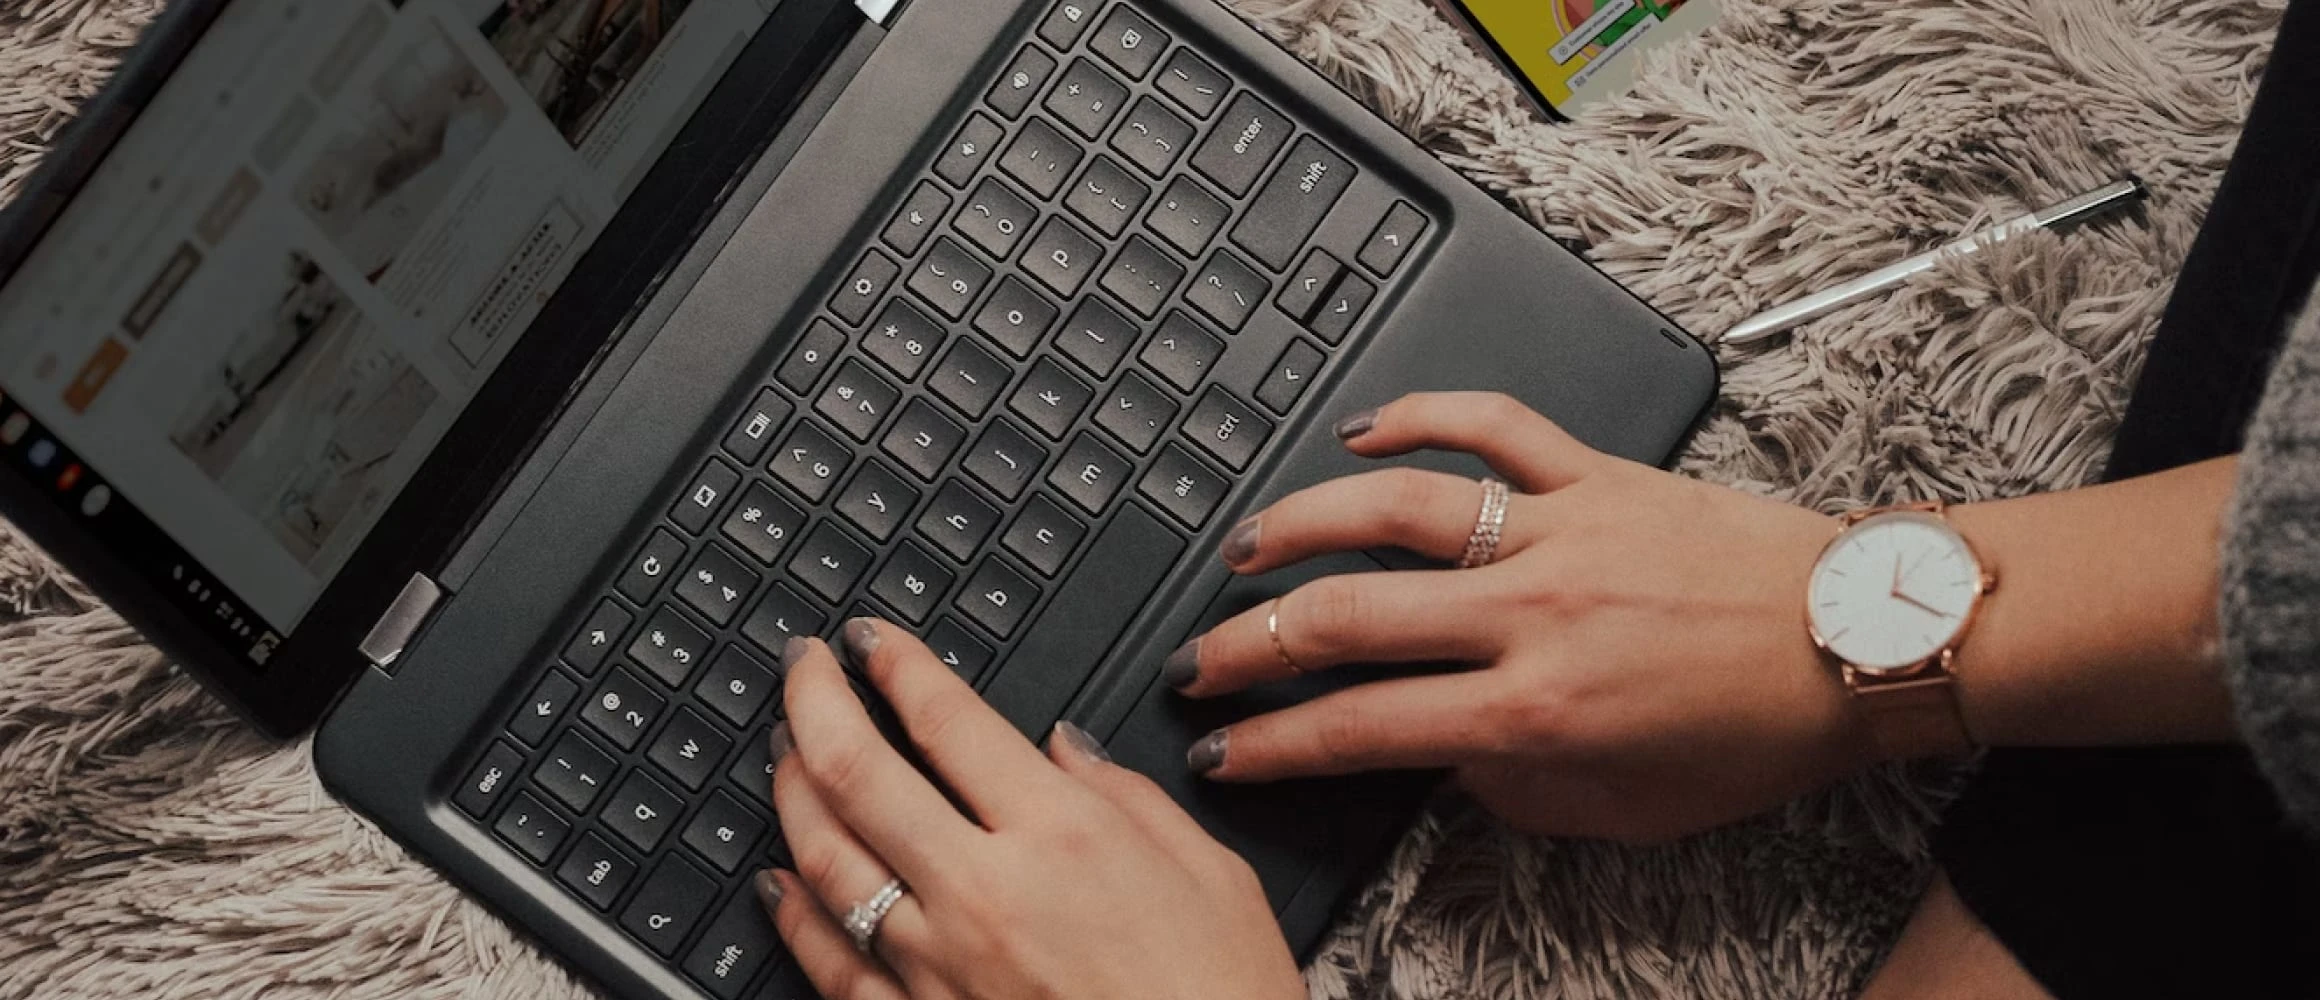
[1859,677,1976,760]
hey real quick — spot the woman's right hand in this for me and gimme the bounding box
[1166,392,1878,843]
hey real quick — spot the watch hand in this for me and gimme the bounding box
[1890,554,1904,596]
[1894,590,1954,619]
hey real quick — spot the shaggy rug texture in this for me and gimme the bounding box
[0,0,2282,997]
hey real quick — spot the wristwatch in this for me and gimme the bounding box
[1804,502,1994,759]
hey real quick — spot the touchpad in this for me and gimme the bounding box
[1104,550,1443,909]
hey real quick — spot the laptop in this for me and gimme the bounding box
[0,0,1714,995]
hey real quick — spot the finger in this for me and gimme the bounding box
[780,637,980,885]
[764,870,912,1000]
[1047,721,1220,873]
[772,742,935,962]
[1190,672,1510,781]
[1334,392,1605,492]
[1166,570,1503,697]
[843,618,1071,828]
[1220,467,1534,574]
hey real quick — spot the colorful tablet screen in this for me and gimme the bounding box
[1456,0,1694,109]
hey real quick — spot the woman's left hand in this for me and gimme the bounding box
[757,620,1306,1000]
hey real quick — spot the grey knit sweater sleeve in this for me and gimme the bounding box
[2222,292,2320,830]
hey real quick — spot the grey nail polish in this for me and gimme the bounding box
[769,721,794,767]
[1162,638,1200,690]
[1187,728,1229,774]
[1333,408,1378,440]
[1220,517,1261,566]
[780,636,811,670]
[754,869,785,910]
[1054,721,1112,763]
[842,618,881,660]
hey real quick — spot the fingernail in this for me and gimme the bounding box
[1162,638,1200,690]
[1054,721,1112,763]
[780,636,811,670]
[1187,728,1229,774]
[1220,516,1261,566]
[754,869,786,911]
[770,721,794,766]
[842,618,881,660]
[1333,408,1378,440]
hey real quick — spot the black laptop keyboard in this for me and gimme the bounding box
[450,1,1428,995]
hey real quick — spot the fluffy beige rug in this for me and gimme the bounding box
[0,0,2281,997]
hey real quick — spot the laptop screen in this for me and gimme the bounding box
[0,0,784,666]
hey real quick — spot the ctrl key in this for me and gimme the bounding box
[455,740,525,818]
[683,884,786,998]
[492,790,570,865]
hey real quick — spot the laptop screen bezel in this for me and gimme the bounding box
[0,0,864,736]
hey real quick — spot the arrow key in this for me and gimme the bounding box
[1277,249,1342,324]
[1308,270,1376,346]
[1358,201,1430,277]
[510,668,581,747]
[562,599,633,676]
[1257,339,1327,415]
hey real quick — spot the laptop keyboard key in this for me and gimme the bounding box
[1109,96,1191,177]
[683,882,781,999]
[1095,370,1175,453]
[672,459,739,535]
[617,528,685,603]
[955,177,1038,259]
[722,481,807,566]
[1310,269,1375,344]
[698,644,780,727]
[683,792,768,877]
[791,521,873,602]
[999,118,1084,200]
[741,582,827,659]
[1360,201,1428,276]
[917,480,1000,560]
[929,337,1012,419]
[455,740,525,818]
[935,112,1003,187]
[964,420,1047,500]
[563,598,632,675]
[536,729,617,812]
[1044,58,1129,139]
[1056,296,1139,378]
[1140,311,1224,393]
[1191,93,1291,197]
[1147,175,1227,257]
[863,298,946,382]
[1157,48,1228,118]
[1022,217,1104,298]
[648,707,733,792]
[926,617,997,684]
[835,460,919,542]
[603,770,683,853]
[1139,443,1228,528]
[1064,155,1150,238]
[722,389,792,466]
[1009,358,1093,439]
[1277,248,1340,321]
[493,791,569,865]
[871,541,955,625]
[882,398,966,480]
[981,504,1185,735]
[1037,0,1097,48]
[973,275,1059,360]
[771,420,851,502]
[1049,433,1132,515]
[1187,251,1268,330]
[830,251,899,325]
[555,832,637,912]
[631,605,712,687]
[988,45,1060,120]
[585,669,665,751]
[1003,492,1088,576]
[958,559,1040,639]
[815,360,898,442]
[777,319,847,395]
[1089,5,1168,78]
[621,855,717,957]
[677,545,759,628]
[1232,136,1356,271]
[1257,339,1326,414]
[907,238,992,321]
[1099,236,1183,318]
[511,669,579,747]
[883,181,953,256]
[1183,386,1273,471]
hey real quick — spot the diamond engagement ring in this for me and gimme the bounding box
[843,878,908,954]
[1456,479,1510,569]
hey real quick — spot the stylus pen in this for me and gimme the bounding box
[1720,178,2147,345]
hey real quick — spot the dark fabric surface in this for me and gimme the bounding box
[1932,1,2320,995]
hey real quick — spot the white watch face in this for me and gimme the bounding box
[1807,512,1984,673]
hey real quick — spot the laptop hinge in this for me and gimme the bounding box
[855,0,899,25]
[359,573,444,675]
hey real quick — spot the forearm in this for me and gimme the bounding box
[1945,456,2238,748]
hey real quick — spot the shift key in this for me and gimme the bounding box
[1230,137,1355,272]
[979,504,1185,737]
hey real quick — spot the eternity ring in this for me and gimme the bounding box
[843,878,908,954]
[1267,599,1304,675]
[1456,479,1511,569]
